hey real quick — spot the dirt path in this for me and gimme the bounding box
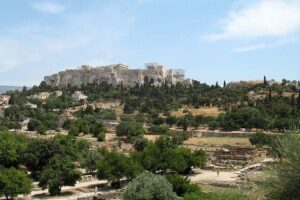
[189,158,274,184]
[31,180,107,199]
[189,169,238,183]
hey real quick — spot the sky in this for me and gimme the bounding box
[0,0,300,86]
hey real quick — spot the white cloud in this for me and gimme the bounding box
[32,2,65,14]
[232,37,297,52]
[206,0,300,41]
[232,43,268,52]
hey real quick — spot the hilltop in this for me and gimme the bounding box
[44,63,192,87]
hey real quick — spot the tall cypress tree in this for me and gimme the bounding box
[291,93,295,107]
[297,90,300,110]
[268,88,272,103]
[264,76,267,86]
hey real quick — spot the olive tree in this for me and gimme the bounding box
[0,168,32,200]
[123,172,178,200]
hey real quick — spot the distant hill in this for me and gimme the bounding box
[0,86,23,94]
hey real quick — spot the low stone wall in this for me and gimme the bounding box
[197,131,254,138]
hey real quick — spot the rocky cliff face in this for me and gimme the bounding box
[44,63,192,87]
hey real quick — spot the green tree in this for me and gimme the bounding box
[4,106,20,121]
[52,135,90,161]
[0,132,28,167]
[123,172,178,200]
[80,150,103,174]
[177,117,189,131]
[153,117,165,125]
[96,150,142,188]
[133,136,149,152]
[116,121,145,139]
[22,139,61,178]
[90,123,107,140]
[0,168,32,200]
[8,94,16,105]
[166,116,177,126]
[39,155,81,196]
[264,75,267,86]
[249,132,272,148]
[134,136,206,174]
[68,125,80,136]
[27,119,46,134]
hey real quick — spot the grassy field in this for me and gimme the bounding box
[198,183,267,200]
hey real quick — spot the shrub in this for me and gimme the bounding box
[148,125,169,135]
[123,172,178,200]
[68,125,80,136]
[153,117,165,125]
[166,116,177,126]
[97,132,106,142]
[165,174,200,197]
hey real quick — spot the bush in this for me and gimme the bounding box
[27,119,43,131]
[97,132,106,142]
[116,121,145,139]
[166,116,177,126]
[36,124,47,134]
[133,136,149,152]
[165,174,201,197]
[249,132,272,148]
[123,172,178,200]
[148,125,169,135]
[68,125,80,136]
[171,131,191,142]
[263,135,300,199]
[153,117,165,125]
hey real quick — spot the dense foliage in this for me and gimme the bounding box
[123,172,178,200]
[263,134,300,200]
[0,168,32,200]
[133,136,206,174]
[96,149,143,188]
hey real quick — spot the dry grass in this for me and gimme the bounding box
[183,137,252,147]
[144,135,161,142]
[171,107,222,117]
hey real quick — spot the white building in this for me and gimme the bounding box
[72,91,88,102]
[54,90,63,97]
[0,95,10,105]
[30,92,50,100]
[25,102,38,109]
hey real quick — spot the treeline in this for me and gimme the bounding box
[0,131,208,198]
[2,78,300,132]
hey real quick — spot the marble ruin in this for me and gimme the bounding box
[44,63,192,87]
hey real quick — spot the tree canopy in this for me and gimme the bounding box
[123,172,178,200]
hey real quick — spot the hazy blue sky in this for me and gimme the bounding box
[0,0,300,86]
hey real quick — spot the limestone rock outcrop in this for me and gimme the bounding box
[44,63,192,87]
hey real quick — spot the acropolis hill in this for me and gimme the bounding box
[44,63,192,87]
